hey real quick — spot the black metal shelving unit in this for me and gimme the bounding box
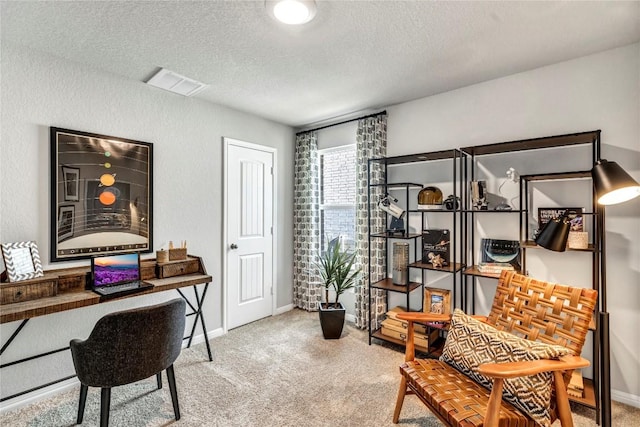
[366,149,466,356]
[459,130,606,424]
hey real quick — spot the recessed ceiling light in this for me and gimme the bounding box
[267,0,317,25]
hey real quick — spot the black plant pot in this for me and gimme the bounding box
[318,302,346,339]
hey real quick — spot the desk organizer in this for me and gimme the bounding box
[156,256,202,279]
[169,248,187,261]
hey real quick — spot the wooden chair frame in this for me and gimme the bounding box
[392,271,597,427]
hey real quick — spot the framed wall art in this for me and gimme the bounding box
[50,127,153,261]
[1,241,44,282]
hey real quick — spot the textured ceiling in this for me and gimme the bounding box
[2,1,639,128]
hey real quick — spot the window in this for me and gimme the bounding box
[318,145,356,253]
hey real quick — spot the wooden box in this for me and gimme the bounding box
[381,318,438,344]
[140,259,157,280]
[57,272,87,293]
[156,256,201,279]
[1,277,58,304]
[169,248,187,261]
[380,324,432,349]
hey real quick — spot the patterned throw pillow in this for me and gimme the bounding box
[440,309,572,427]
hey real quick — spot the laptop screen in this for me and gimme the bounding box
[91,253,140,287]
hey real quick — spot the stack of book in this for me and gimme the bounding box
[477,262,515,274]
[567,370,585,398]
[380,306,439,349]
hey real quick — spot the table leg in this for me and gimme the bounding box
[1,319,29,356]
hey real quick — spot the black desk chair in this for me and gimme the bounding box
[70,298,186,427]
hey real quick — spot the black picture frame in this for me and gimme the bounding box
[61,166,80,201]
[50,127,153,262]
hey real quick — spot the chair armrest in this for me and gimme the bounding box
[396,312,451,323]
[478,355,589,378]
[398,313,451,362]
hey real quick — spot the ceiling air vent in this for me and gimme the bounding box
[146,68,207,96]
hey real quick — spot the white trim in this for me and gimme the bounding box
[189,327,225,346]
[612,389,640,409]
[275,304,294,315]
[222,137,278,333]
[0,328,227,413]
[317,144,355,154]
[0,377,79,413]
[345,313,356,324]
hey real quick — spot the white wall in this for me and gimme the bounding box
[0,43,295,406]
[386,43,640,403]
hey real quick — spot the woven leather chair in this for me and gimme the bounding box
[70,298,186,427]
[393,271,597,427]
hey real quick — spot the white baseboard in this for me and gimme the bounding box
[275,304,294,315]
[0,377,79,413]
[0,327,226,413]
[188,327,225,346]
[346,313,356,323]
[612,389,640,409]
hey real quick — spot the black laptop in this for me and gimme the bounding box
[91,253,153,298]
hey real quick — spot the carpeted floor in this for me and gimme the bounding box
[2,309,639,426]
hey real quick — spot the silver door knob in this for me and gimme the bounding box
[230,243,238,250]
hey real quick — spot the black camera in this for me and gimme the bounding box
[443,195,460,210]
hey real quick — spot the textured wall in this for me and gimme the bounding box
[0,44,295,403]
[386,44,640,403]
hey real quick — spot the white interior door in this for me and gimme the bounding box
[224,138,274,330]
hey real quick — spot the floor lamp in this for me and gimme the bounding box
[536,159,640,427]
[591,159,640,427]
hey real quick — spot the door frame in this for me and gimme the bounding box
[222,137,278,333]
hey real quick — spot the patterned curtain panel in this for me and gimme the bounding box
[293,132,322,311]
[354,114,387,329]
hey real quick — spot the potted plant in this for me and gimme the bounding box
[315,239,361,339]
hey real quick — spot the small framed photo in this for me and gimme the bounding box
[1,241,44,282]
[62,166,80,202]
[424,287,451,316]
[58,205,75,241]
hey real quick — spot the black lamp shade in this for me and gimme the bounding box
[535,217,570,252]
[592,159,640,205]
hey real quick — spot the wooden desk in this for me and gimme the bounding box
[0,271,212,402]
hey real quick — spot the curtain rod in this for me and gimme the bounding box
[295,110,387,135]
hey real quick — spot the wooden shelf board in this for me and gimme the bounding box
[371,279,421,293]
[369,182,423,189]
[569,378,596,408]
[462,266,520,279]
[522,241,596,252]
[371,149,462,165]
[461,209,524,214]
[370,232,422,239]
[408,261,465,273]
[460,131,599,156]
[521,170,592,181]
[371,330,443,355]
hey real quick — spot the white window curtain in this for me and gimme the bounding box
[354,114,387,329]
[293,131,322,311]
